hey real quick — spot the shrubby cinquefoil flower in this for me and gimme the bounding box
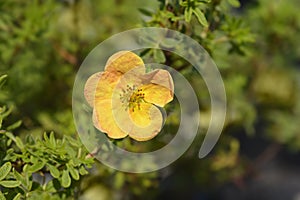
[84,51,174,141]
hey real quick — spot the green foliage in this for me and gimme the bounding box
[141,0,254,57]
[180,0,210,26]
[240,0,300,150]
[0,79,93,199]
[0,0,155,137]
[0,163,11,181]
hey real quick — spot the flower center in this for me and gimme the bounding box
[119,84,145,112]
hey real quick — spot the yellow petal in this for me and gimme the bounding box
[84,72,102,107]
[128,103,163,141]
[128,102,152,127]
[94,99,128,139]
[110,89,164,141]
[141,69,174,107]
[94,71,122,102]
[143,69,174,88]
[105,51,145,75]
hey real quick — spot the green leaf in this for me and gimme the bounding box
[68,166,79,181]
[5,132,15,142]
[28,161,44,173]
[0,74,8,89]
[13,170,30,190]
[184,8,193,22]
[153,49,166,63]
[22,164,29,173]
[227,0,240,7]
[69,158,81,167]
[65,145,76,157]
[193,8,208,27]
[25,135,35,145]
[0,162,12,181]
[0,180,21,188]
[49,132,56,148]
[7,120,22,131]
[138,8,153,17]
[44,180,56,193]
[114,172,125,189]
[15,137,24,150]
[65,136,80,147]
[43,132,49,143]
[160,38,180,48]
[79,166,88,176]
[47,164,60,179]
[180,1,187,7]
[0,191,6,200]
[1,106,12,119]
[12,193,21,200]
[61,170,71,188]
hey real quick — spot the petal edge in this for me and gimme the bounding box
[84,72,102,107]
[105,51,145,74]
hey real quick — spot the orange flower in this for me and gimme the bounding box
[84,51,174,141]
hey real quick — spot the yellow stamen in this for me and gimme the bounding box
[119,84,145,112]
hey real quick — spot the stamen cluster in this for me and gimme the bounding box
[120,85,145,112]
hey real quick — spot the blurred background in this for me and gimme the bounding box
[0,0,300,199]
